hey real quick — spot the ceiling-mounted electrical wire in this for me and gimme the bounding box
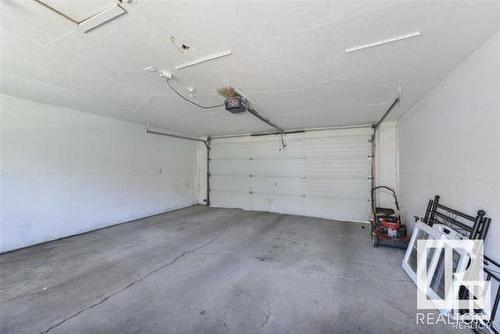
[165,78,287,150]
[166,79,225,109]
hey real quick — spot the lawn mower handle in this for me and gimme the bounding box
[371,186,400,216]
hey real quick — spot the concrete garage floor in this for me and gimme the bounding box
[1,206,460,334]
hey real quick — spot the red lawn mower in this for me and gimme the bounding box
[370,186,410,248]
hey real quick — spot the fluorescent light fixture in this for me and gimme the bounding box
[144,65,158,73]
[345,31,420,53]
[175,50,232,70]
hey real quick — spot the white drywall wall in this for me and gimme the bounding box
[0,94,199,252]
[196,140,209,205]
[398,31,500,260]
[375,121,399,209]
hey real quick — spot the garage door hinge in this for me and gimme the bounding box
[368,154,374,158]
[301,194,306,198]
[249,157,253,160]
[208,173,211,177]
[249,174,253,178]
[368,176,374,179]
[249,191,254,194]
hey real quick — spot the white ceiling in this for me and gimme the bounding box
[1,0,500,136]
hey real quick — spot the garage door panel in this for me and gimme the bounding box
[210,128,372,221]
[212,135,371,160]
[249,177,303,195]
[302,178,371,200]
[211,140,285,160]
[251,194,305,216]
[210,175,253,192]
[302,159,370,178]
[210,141,255,160]
[212,175,370,201]
[210,159,255,175]
[300,197,371,221]
[211,159,305,177]
[210,191,252,210]
[211,191,370,222]
[299,136,371,157]
[212,175,303,196]
[210,191,305,215]
[211,158,369,178]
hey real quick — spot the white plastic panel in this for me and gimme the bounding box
[210,128,373,221]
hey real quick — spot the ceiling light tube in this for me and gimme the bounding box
[345,31,420,53]
[175,50,232,70]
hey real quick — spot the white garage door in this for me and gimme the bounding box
[209,127,373,222]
